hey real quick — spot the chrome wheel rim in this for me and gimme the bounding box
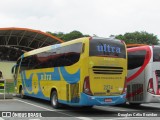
[52,94,57,106]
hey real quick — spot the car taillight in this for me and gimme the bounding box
[155,71,160,95]
[147,78,155,94]
[83,76,93,95]
[122,77,127,94]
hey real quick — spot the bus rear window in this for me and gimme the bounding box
[89,38,126,58]
[153,47,160,62]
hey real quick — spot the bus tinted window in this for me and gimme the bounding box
[153,47,160,62]
[20,43,82,70]
[89,38,126,58]
[20,57,30,71]
[128,50,146,70]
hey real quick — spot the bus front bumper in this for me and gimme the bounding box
[145,93,160,103]
[79,93,126,106]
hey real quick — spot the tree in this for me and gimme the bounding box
[62,30,83,41]
[47,31,64,40]
[116,31,159,45]
[47,30,90,41]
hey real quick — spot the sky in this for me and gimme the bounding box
[0,0,160,38]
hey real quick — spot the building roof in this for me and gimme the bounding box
[0,27,63,51]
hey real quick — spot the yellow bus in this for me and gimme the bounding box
[12,37,127,108]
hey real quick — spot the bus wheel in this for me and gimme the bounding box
[20,87,25,99]
[51,91,60,109]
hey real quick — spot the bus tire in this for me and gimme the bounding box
[83,106,93,109]
[129,103,141,106]
[51,91,60,109]
[20,87,25,99]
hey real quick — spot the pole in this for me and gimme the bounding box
[4,79,5,100]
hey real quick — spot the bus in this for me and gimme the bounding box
[12,37,127,108]
[127,45,160,105]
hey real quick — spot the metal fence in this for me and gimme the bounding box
[0,80,14,94]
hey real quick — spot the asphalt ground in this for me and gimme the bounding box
[0,96,160,120]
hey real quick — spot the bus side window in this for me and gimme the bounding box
[153,53,160,61]
[20,57,30,72]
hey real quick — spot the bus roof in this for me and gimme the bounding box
[21,37,90,58]
[127,44,147,48]
[20,37,124,59]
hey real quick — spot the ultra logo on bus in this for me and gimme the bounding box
[21,67,80,95]
[97,44,121,53]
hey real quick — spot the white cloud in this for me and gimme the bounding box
[0,0,160,38]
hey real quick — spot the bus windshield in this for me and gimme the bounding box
[89,38,126,58]
[128,50,146,70]
[153,46,160,62]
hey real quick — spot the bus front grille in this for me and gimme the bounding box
[127,84,143,101]
[127,85,131,101]
[92,66,123,74]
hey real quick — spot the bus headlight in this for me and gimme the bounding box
[84,88,89,93]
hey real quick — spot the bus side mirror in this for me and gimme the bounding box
[11,65,16,74]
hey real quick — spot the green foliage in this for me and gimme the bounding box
[116,31,159,45]
[47,30,90,41]
[47,31,64,40]
[62,30,83,41]
[48,30,159,45]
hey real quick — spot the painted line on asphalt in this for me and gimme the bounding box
[96,106,127,111]
[14,98,57,111]
[76,117,93,120]
[105,117,146,120]
[0,99,15,101]
[14,99,93,120]
[14,99,73,116]
[97,105,141,111]
[0,118,4,120]
[29,119,41,120]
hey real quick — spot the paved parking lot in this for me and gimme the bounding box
[0,96,160,120]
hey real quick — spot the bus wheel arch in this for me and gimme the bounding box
[50,88,61,109]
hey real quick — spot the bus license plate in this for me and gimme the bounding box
[104,98,112,102]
